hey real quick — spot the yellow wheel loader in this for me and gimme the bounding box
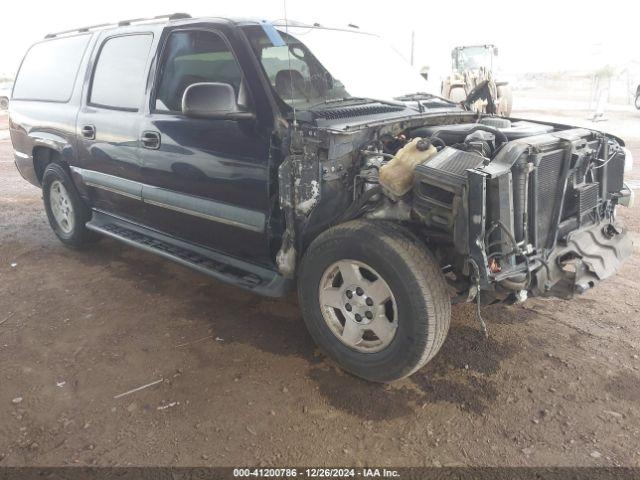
[441,44,513,116]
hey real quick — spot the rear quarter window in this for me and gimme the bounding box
[13,34,91,102]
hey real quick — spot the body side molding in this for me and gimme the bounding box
[71,167,265,232]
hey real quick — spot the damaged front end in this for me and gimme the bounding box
[276,128,322,277]
[277,111,633,304]
[452,125,634,300]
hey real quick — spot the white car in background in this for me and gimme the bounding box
[0,83,12,110]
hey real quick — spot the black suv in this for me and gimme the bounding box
[9,14,633,382]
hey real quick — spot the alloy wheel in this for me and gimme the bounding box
[49,180,75,234]
[318,259,398,353]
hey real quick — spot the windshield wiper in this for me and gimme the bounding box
[309,96,405,110]
[394,92,458,113]
[395,92,456,104]
[307,97,366,110]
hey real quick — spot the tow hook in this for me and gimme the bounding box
[602,224,620,239]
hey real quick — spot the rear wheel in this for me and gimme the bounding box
[497,84,513,116]
[0,97,8,110]
[298,220,451,382]
[635,91,640,110]
[42,163,97,247]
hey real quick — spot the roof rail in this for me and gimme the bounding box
[44,23,112,38]
[118,12,191,26]
[44,13,191,39]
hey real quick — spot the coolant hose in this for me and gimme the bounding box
[340,186,383,222]
[499,277,528,291]
[433,125,509,147]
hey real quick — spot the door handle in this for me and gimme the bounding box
[81,125,95,140]
[141,131,161,150]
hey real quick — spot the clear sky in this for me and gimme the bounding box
[2,0,638,80]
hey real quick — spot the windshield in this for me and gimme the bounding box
[455,46,493,71]
[244,25,433,109]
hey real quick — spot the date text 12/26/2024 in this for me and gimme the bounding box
[233,468,400,478]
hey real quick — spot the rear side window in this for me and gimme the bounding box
[90,34,153,110]
[13,34,90,102]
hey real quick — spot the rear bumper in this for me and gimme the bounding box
[531,220,633,299]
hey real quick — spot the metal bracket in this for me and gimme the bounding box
[467,169,491,288]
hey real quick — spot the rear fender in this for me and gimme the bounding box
[16,131,74,187]
[30,131,73,159]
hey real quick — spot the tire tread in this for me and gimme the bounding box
[298,219,451,381]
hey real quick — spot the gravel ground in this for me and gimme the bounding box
[0,106,639,467]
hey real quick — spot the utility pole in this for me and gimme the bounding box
[410,30,415,66]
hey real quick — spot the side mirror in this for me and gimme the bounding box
[419,66,430,81]
[182,82,255,120]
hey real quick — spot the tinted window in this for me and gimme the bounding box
[90,34,153,110]
[259,45,307,82]
[244,26,347,109]
[155,30,243,112]
[13,35,90,102]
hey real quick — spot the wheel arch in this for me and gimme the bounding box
[29,125,79,180]
[32,146,69,185]
[298,219,435,274]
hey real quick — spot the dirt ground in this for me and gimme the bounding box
[1,103,640,468]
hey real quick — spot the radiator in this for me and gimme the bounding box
[529,149,565,249]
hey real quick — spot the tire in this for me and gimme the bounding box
[298,220,451,382]
[42,163,98,247]
[635,92,640,111]
[497,85,513,116]
[0,97,8,110]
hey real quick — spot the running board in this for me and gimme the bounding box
[86,211,290,297]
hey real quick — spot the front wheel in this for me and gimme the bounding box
[635,92,640,110]
[298,220,451,382]
[497,85,513,116]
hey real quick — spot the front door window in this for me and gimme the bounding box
[154,30,245,113]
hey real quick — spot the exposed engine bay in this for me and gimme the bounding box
[291,114,634,304]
